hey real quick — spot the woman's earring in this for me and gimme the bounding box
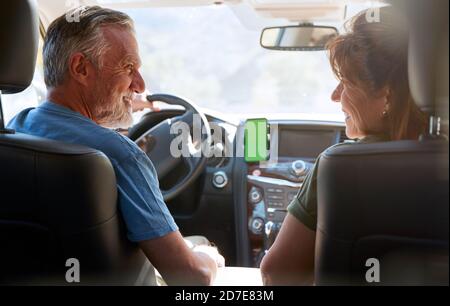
[383,102,390,117]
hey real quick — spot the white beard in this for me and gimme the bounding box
[98,106,133,129]
[95,92,134,129]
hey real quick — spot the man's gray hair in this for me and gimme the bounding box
[43,6,134,88]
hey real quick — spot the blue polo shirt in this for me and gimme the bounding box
[7,101,178,242]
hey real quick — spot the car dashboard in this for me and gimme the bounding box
[231,119,349,267]
[129,110,348,267]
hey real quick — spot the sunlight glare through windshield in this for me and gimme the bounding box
[125,5,343,119]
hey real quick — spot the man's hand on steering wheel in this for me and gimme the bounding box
[132,94,212,202]
[132,91,160,113]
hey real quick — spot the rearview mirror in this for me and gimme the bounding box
[260,25,338,51]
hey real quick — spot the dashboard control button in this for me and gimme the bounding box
[250,217,265,235]
[252,169,262,176]
[212,171,228,188]
[267,187,285,193]
[248,187,262,204]
[291,160,307,176]
[268,201,284,208]
[267,194,284,200]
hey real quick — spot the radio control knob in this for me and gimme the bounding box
[291,160,307,176]
[248,187,262,204]
[250,217,264,235]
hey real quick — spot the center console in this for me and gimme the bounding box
[246,158,313,265]
[244,121,343,267]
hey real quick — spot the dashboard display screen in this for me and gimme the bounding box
[278,129,336,158]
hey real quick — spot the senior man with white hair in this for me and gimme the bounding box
[7,6,223,286]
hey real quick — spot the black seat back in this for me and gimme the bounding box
[0,134,156,285]
[315,0,449,285]
[315,141,449,285]
[0,1,38,94]
[0,0,155,285]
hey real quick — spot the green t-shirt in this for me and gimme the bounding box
[287,135,388,231]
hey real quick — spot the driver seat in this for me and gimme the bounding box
[0,0,156,285]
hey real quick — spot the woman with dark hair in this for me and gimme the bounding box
[260,6,427,285]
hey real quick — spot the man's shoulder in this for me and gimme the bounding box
[62,122,143,164]
[102,131,143,163]
[7,107,36,127]
[7,104,142,164]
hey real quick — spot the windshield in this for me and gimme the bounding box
[123,5,342,119]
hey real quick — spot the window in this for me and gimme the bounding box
[123,6,343,119]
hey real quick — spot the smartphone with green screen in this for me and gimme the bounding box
[244,118,270,162]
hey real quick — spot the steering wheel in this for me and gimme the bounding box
[134,94,212,202]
